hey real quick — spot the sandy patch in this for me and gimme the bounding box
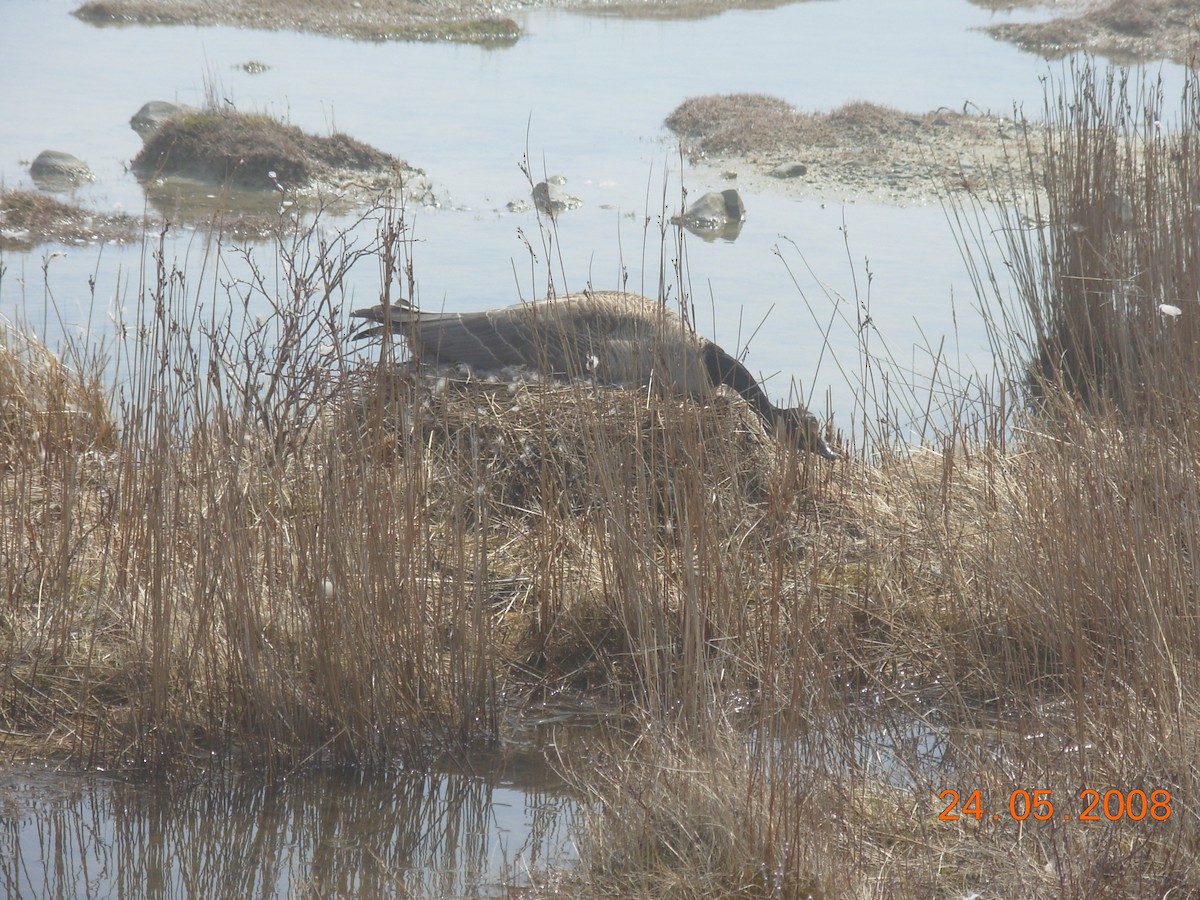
[665,94,1036,205]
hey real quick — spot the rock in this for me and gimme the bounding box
[29,150,94,188]
[532,180,582,215]
[130,101,196,139]
[670,189,745,242]
[769,161,808,179]
[672,188,745,228]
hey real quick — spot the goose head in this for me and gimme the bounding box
[772,406,840,460]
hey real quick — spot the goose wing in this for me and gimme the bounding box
[351,292,707,384]
[352,298,601,374]
[415,306,575,371]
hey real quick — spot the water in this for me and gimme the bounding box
[1,0,1054,206]
[1,758,576,898]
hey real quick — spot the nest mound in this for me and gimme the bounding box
[341,364,819,520]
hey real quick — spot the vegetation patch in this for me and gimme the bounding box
[359,16,519,46]
[73,0,525,44]
[0,189,141,249]
[986,0,1200,65]
[132,109,432,202]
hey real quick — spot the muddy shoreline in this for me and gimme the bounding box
[73,0,796,44]
[74,0,1199,64]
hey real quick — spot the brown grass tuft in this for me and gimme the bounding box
[0,327,116,462]
[132,110,399,190]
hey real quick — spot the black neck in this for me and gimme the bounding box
[700,342,778,426]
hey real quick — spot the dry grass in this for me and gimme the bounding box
[529,417,1200,896]
[0,205,850,769]
[545,65,1200,896]
[0,325,116,462]
[971,63,1200,423]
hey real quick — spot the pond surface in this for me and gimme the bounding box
[1,755,575,898]
[0,0,1187,894]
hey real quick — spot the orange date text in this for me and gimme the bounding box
[938,788,1172,822]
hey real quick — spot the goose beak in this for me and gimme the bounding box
[350,303,403,340]
[814,437,840,461]
[350,323,385,340]
[778,408,840,460]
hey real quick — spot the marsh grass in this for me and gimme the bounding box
[979,62,1200,422]
[3,62,1200,896]
[0,189,142,249]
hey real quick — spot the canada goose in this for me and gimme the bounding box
[351,290,838,460]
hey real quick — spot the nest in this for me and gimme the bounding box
[338,362,806,523]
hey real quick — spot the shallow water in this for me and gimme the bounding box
[1,758,576,898]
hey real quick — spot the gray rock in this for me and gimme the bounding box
[673,189,745,227]
[672,188,744,243]
[532,180,582,215]
[769,162,808,179]
[29,150,94,187]
[671,189,745,242]
[130,101,195,139]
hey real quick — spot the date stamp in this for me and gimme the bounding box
[939,788,1172,822]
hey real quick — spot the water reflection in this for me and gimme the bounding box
[1,758,576,899]
[852,711,949,789]
[139,177,291,226]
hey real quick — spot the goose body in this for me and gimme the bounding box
[351,291,837,460]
